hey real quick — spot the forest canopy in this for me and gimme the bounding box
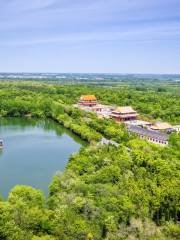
[0,80,179,240]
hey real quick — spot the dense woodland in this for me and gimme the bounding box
[0,79,179,124]
[0,81,179,240]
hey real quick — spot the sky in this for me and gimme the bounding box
[0,0,180,74]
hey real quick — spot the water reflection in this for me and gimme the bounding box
[0,118,85,198]
[0,118,86,145]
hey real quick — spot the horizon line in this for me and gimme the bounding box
[0,72,180,75]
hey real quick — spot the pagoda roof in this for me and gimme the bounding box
[80,95,97,101]
[114,106,137,114]
[151,122,172,130]
[111,113,139,118]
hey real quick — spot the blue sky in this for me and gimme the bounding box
[0,0,180,73]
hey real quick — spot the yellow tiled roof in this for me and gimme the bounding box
[80,95,97,101]
[115,106,136,113]
[151,122,172,130]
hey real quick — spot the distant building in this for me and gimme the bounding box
[76,100,115,119]
[126,120,152,128]
[172,125,180,132]
[111,106,139,122]
[151,122,172,132]
[93,104,115,119]
[91,104,103,112]
[127,125,169,146]
[79,95,97,107]
[99,137,119,147]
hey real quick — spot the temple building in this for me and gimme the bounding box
[127,125,169,146]
[126,120,152,128]
[173,125,180,132]
[151,122,172,132]
[79,95,97,107]
[111,106,139,122]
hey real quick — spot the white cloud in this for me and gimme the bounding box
[0,0,179,33]
[0,0,179,47]
[0,0,57,12]
[1,23,180,47]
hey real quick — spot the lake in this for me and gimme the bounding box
[0,118,84,198]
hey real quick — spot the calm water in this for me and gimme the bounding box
[0,118,84,198]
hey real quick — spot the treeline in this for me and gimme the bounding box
[1,81,179,124]
[0,81,180,124]
[0,81,179,239]
[49,140,180,239]
[0,141,179,240]
[0,83,130,143]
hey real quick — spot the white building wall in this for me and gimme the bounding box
[173,126,180,132]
